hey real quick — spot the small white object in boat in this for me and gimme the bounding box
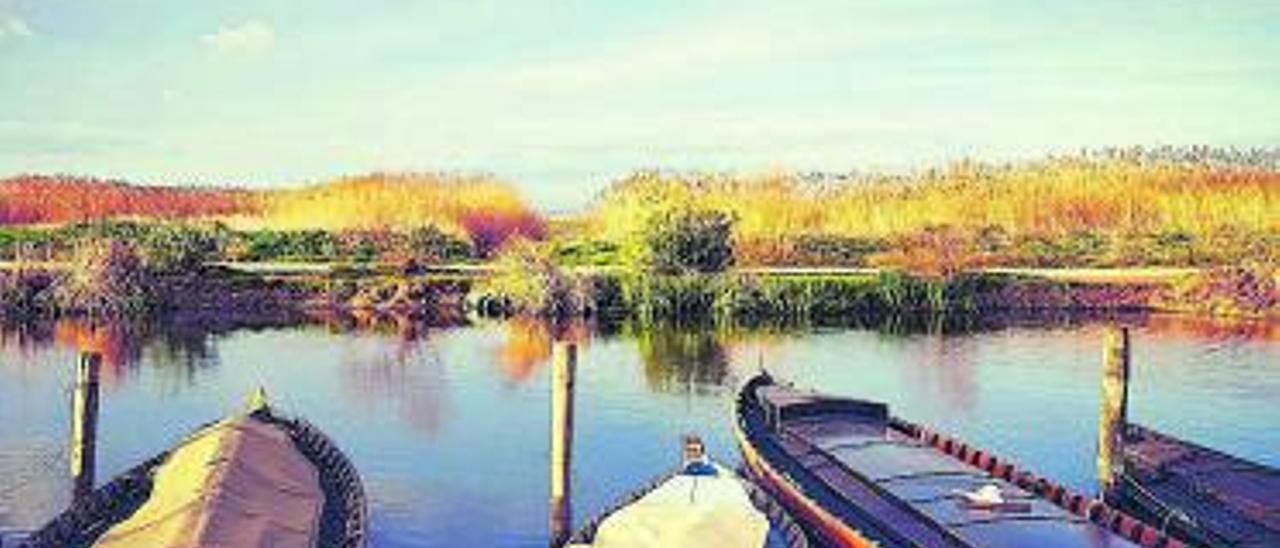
[956,484,1006,507]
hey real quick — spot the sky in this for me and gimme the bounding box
[1,0,1277,208]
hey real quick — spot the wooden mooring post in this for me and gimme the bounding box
[1097,326,1130,503]
[70,352,102,501]
[549,342,577,547]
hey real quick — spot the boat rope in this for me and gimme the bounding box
[1119,473,1200,538]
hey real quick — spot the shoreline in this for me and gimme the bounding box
[2,263,1274,323]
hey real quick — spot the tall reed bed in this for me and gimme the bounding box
[587,152,1278,269]
[256,173,545,255]
[0,175,257,224]
[1,172,546,258]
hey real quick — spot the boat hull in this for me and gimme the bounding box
[733,373,1181,548]
[735,419,877,548]
[21,408,367,548]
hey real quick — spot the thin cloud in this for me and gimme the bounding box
[202,20,274,55]
[0,15,33,40]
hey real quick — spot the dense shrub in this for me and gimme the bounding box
[54,240,157,316]
[631,208,734,274]
[475,240,587,317]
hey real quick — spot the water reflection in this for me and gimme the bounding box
[0,311,1275,546]
[494,318,592,385]
[632,326,730,394]
[339,329,450,438]
[0,318,217,388]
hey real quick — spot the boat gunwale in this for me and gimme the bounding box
[734,373,1188,548]
[734,407,880,548]
[735,375,934,547]
[19,407,368,548]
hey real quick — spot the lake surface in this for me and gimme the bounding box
[1,313,1277,546]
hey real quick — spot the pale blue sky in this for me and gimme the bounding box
[1,1,1277,208]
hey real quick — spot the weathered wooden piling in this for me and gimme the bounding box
[1097,326,1130,503]
[549,342,577,547]
[70,352,102,501]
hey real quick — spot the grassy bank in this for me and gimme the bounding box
[469,269,1182,324]
[1,149,1274,322]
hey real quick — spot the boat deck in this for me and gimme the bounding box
[751,382,1141,548]
[1122,424,1280,548]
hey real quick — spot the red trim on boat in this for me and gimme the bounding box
[893,419,1183,548]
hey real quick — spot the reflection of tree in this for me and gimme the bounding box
[496,318,589,385]
[340,332,448,438]
[498,317,551,384]
[633,326,729,394]
[54,319,142,384]
[0,318,217,389]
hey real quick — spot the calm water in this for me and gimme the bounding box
[1,313,1277,546]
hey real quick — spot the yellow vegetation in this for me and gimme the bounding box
[586,156,1278,269]
[261,174,506,227]
[592,158,1276,240]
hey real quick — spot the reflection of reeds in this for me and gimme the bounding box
[1144,313,1280,342]
[498,317,552,383]
[496,317,589,383]
[0,317,218,387]
[339,332,448,437]
[631,327,729,393]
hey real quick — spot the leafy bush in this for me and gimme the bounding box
[475,240,586,317]
[630,208,734,274]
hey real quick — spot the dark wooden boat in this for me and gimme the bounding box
[565,436,810,548]
[1115,424,1280,548]
[735,373,1187,548]
[20,393,366,548]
